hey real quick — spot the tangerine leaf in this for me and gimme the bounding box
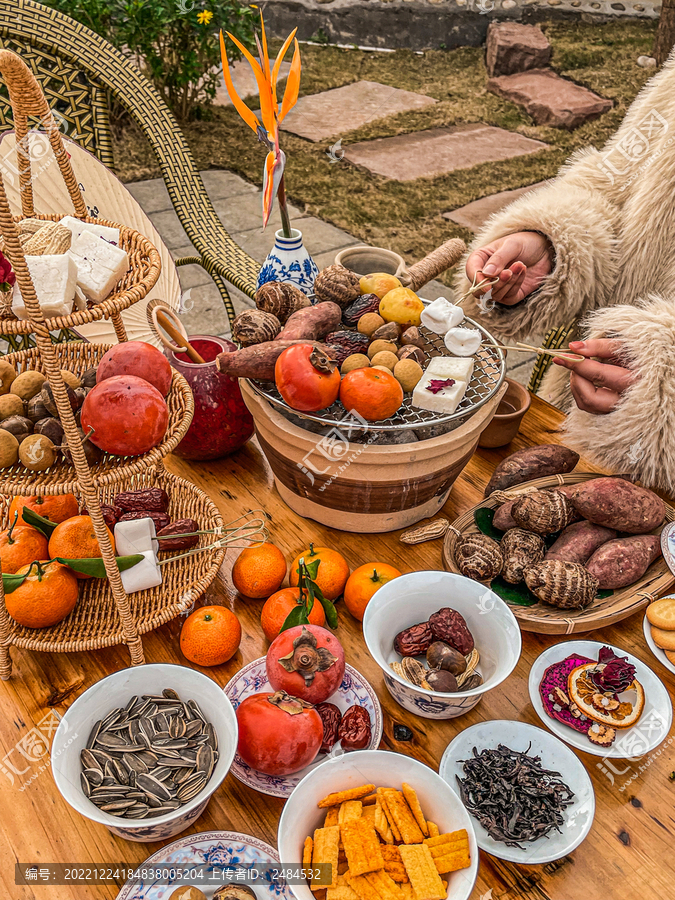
[279,604,309,634]
[474,507,503,541]
[55,554,144,578]
[317,594,338,629]
[22,507,57,538]
[2,571,28,594]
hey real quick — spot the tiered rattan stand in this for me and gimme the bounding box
[0,50,225,678]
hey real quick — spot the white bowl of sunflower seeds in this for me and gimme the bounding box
[51,663,237,842]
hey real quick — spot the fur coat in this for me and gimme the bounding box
[454,49,675,494]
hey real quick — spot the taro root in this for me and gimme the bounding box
[427,641,467,676]
[232,309,281,346]
[313,264,360,307]
[500,528,545,584]
[524,559,598,609]
[512,490,575,535]
[394,621,434,656]
[455,533,503,581]
[255,281,310,323]
[213,886,257,900]
[426,669,458,693]
[429,608,474,655]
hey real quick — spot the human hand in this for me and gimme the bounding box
[465,231,554,306]
[553,339,638,415]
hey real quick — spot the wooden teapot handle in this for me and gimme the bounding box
[399,238,466,292]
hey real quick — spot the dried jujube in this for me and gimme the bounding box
[394,622,434,656]
[428,608,474,655]
[315,701,342,753]
[337,705,372,750]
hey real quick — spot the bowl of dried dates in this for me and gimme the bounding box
[363,571,521,718]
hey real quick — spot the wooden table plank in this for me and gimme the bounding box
[0,394,673,900]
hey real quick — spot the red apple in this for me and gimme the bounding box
[96,341,173,396]
[81,375,169,456]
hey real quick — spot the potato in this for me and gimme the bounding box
[570,477,665,534]
[0,394,25,420]
[484,444,579,497]
[11,370,46,401]
[545,521,618,565]
[585,535,662,589]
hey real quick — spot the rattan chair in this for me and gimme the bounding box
[0,0,259,326]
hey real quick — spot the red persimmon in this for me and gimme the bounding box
[275,344,340,412]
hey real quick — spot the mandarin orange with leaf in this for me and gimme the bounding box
[47,515,115,579]
[5,560,79,628]
[289,543,350,601]
[260,587,326,643]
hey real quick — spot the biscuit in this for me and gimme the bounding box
[667,649,675,665]
[647,597,675,631]
[651,625,675,650]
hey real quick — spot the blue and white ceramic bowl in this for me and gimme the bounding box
[116,830,293,899]
[224,658,382,798]
[52,664,238,843]
[363,571,521,719]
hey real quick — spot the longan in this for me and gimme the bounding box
[0,429,19,468]
[0,394,25,420]
[369,351,399,371]
[394,358,424,391]
[0,359,16,395]
[341,353,371,374]
[357,313,385,337]
[367,340,398,359]
[11,370,46,401]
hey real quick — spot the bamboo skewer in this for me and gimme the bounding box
[499,341,585,362]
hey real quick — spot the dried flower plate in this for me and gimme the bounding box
[223,659,382,798]
[116,830,292,899]
[528,641,672,758]
[642,606,675,677]
[439,720,595,864]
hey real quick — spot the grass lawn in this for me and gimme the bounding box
[113,19,656,286]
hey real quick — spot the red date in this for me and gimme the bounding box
[429,608,474,655]
[114,488,169,513]
[315,702,342,753]
[156,518,200,551]
[394,622,434,657]
[81,503,119,531]
[337,705,372,751]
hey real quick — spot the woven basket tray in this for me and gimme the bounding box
[0,467,224,653]
[0,342,193,494]
[0,213,161,336]
[442,473,675,635]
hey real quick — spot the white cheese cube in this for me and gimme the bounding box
[411,356,474,414]
[11,254,77,320]
[59,215,120,246]
[114,517,157,556]
[69,230,130,303]
[419,356,474,383]
[120,549,163,593]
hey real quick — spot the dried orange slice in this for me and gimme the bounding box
[568,663,644,729]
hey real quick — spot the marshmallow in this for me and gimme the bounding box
[114,517,157,556]
[59,215,120,246]
[69,230,130,303]
[444,327,482,357]
[420,297,464,334]
[120,549,163,593]
[12,254,77,319]
[411,356,474,414]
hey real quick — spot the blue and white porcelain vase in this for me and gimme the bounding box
[256,228,319,298]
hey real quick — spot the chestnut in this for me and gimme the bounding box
[426,669,458,693]
[426,641,467,676]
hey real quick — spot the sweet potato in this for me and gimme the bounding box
[570,477,665,534]
[545,521,618,565]
[216,340,333,382]
[484,444,579,497]
[493,499,517,531]
[585,535,662,589]
[276,302,342,342]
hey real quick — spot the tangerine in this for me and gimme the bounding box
[0,515,49,574]
[339,368,403,422]
[6,560,79,628]
[260,587,326,643]
[232,541,287,599]
[289,544,350,601]
[180,605,242,666]
[48,515,115,579]
[9,494,78,526]
[344,562,402,621]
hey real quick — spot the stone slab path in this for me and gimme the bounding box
[278,80,437,141]
[344,124,547,181]
[443,181,548,231]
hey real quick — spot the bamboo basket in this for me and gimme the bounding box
[442,473,675,635]
[0,51,161,342]
[0,343,193,495]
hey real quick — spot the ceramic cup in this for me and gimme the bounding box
[477,377,531,448]
[51,664,238,842]
[334,245,406,278]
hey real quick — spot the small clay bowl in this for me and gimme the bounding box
[478,377,531,449]
[334,245,405,278]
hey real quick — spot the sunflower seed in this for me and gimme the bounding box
[101,708,123,730]
[163,688,180,700]
[112,758,129,785]
[126,807,149,819]
[86,720,102,749]
[100,776,116,787]
[154,713,168,733]
[84,767,104,786]
[136,750,158,766]
[153,748,181,759]
[151,732,171,743]
[122,753,148,775]
[184,720,203,739]
[177,773,207,802]
[145,792,163,808]
[80,748,101,772]
[205,724,218,751]
[136,773,172,800]
[159,800,181,811]
[170,717,186,739]
[101,799,137,812]
[174,767,195,785]
[187,700,206,722]
[196,744,213,776]
[149,767,172,782]
[170,758,197,769]
[96,732,129,750]
[80,773,91,797]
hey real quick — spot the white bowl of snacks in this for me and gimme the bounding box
[278,749,478,900]
[363,571,521,718]
[51,663,237,842]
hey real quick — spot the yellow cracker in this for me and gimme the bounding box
[362,803,377,821]
[374,799,395,843]
[381,846,408,882]
[339,800,364,826]
[325,808,340,828]
[327,874,360,900]
[424,831,468,852]
[347,873,381,900]
[398,844,446,900]
[401,784,428,837]
[342,817,385,876]
[364,869,404,900]
[382,790,424,844]
[313,825,341,890]
[304,836,314,870]
[362,793,378,806]
[319,785,376,808]
[432,848,471,875]
[376,790,402,842]
[426,822,439,838]
[399,884,414,900]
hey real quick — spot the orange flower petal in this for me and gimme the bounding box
[219,31,261,135]
[258,9,271,81]
[227,31,276,139]
[271,28,297,110]
[278,38,301,123]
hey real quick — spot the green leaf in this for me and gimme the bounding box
[317,594,338,629]
[305,558,321,581]
[55,554,144,578]
[22,507,58,538]
[490,575,537,607]
[474,507,504,541]
[2,571,29,594]
[279,604,310,634]
[598,589,614,600]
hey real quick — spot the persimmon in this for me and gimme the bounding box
[339,367,403,422]
[48,515,115,579]
[344,562,402,621]
[0,514,49,574]
[5,560,79,628]
[260,587,325,643]
[275,344,340,412]
[8,494,78,526]
[289,544,349,601]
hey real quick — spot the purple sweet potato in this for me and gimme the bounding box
[493,499,517,531]
[570,477,665,534]
[585,534,662,589]
[545,521,618,565]
[484,444,579,498]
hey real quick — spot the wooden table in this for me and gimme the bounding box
[1,395,673,900]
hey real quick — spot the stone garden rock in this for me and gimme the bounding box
[486,22,552,77]
[443,182,548,231]
[487,69,612,130]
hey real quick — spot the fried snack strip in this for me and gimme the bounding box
[342,817,385,876]
[398,845,446,900]
[339,800,364,826]
[319,785,376,808]
[327,874,360,900]
[382,790,424,844]
[381,846,408,884]
[304,836,314,870]
[348,870,403,900]
[424,831,470,874]
[325,808,340,828]
[313,825,341,890]
[376,789,402,842]
[402,784,428,837]
[374,799,395,843]
[426,822,440,838]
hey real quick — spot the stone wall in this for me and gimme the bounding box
[265,0,658,51]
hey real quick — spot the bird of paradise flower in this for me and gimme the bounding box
[220,11,300,236]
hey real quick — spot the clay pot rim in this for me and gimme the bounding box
[493,378,531,422]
